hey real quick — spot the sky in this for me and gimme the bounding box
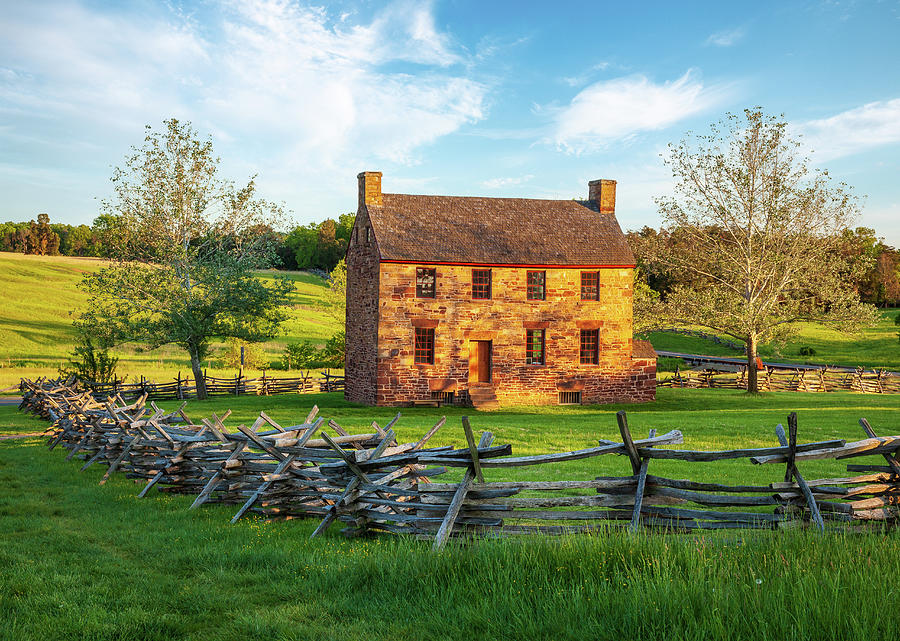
[2,0,899,244]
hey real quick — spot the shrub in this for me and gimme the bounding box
[320,330,345,368]
[282,342,318,370]
[797,346,817,357]
[58,335,119,383]
[221,339,267,370]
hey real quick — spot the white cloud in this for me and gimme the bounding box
[561,62,611,87]
[546,71,730,153]
[705,27,745,47]
[0,0,488,221]
[481,174,535,189]
[797,99,900,161]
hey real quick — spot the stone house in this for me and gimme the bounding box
[344,171,656,408]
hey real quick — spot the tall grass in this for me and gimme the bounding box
[2,389,900,639]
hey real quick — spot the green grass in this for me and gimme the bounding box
[2,389,900,640]
[641,309,900,370]
[0,252,341,389]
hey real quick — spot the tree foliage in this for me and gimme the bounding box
[648,108,878,392]
[77,119,294,399]
[283,213,354,272]
[58,334,119,384]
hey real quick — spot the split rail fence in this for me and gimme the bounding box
[660,365,900,394]
[18,377,900,548]
[79,370,345,401]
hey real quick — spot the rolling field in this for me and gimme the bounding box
[642,309,900,370]
[0,252,340,389]
[2,388,899,640]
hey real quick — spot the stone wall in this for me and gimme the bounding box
[369,263,656,406]
[343,205,380,405]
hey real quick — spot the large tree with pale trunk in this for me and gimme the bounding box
[649,108,877,393]
[76,119,293,399]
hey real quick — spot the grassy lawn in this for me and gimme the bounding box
[0,252,340,389]
[641,308,900,370]
[2,388,899,640]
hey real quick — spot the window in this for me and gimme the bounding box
[581,271,599,300]
[559,391,582,405]
[526,271,546,300]
[366,227,371,243]
[525,329,545,365]
[472,269,491,299]
[580,329,599,365]
[416,267,436,298]
[414,327,435,364]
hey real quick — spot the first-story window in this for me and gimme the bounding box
[526,270,546,300]
[416,267,436,298]
[415,327,435,364]
[525,329,545,365]
[580,329,599,364]
[472,269,492,299]
[581,271,599,300]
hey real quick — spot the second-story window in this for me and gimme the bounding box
[526,270,546,300]
[525,329,545,365]
[416,267,436,298]
[581,271,599,300]
[472,269,492,299]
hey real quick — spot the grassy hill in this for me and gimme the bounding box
[0,252,340,388]
[640,310,900,371]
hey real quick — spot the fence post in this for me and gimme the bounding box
[177,372,182,400]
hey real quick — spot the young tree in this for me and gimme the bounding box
[652,109,878,392]
[77,119,294,399]
[28,213,60,255]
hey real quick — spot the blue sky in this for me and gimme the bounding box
[2,0,899,244]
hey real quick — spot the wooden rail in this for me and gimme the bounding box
[18,377,900,544]
[76,370,345,401]
[660,364,900,394]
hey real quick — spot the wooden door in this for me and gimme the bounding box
[469,340,492,383]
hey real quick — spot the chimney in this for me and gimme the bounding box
[358,171,383,208]
[588,178,616,214]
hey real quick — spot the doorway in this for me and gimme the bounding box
[469,340,492,383]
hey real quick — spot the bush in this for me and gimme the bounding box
[320,330,345,368]
[797,346,817,356]
[221,339,267,370]
[282,342,318,370]
[58,335,119,383]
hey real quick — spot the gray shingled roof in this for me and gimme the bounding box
[366,193,635,266]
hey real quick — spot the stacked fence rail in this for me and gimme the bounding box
[18,377,900,546]
[660,365,900,393]
[77,370,345,401]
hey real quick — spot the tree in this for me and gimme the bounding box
[320,258,347,326]
[77,119,294,399]
[27,213,60,255]
[651,108,878,393]
[284,223,319,269]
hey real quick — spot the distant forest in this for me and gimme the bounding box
[0,212,355,274]
[3,212,898,307]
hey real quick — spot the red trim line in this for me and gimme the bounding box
[379,259,635,269]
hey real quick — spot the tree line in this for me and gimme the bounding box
[628,225,900,309]
[1,212,355,274]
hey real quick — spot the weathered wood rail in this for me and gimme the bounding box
[18,377,900,546]
[660,364,900,394]
[74,370,345,401]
